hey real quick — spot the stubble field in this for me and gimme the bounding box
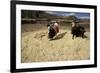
[21,24,90,63]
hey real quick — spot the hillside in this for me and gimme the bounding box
[21,10,90,24]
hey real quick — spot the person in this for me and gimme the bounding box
[53,21,59,34]
[47,21,60,40]
[47,22,56,40]
[71,21,86,39]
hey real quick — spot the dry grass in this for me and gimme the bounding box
[21,24,90,63]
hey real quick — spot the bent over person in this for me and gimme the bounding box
[47,21,59,40]
[47,22,56,40]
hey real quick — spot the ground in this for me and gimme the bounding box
[21,24,90,63]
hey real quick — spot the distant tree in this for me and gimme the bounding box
[21,10,28,18]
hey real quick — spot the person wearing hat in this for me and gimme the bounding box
[71,20,86,39]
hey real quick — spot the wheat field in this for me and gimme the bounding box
[21,24,90,63]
